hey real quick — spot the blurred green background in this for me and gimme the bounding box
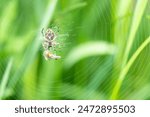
[0,0,150,100]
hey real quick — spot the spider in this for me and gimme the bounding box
[41,28,61,60]
[41,28,60,51]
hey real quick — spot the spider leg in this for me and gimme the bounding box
[41,28,45,37]
[42,41,49,50]
[51,45,57,54]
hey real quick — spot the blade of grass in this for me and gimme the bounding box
[122,0,148,67]
[0,0,17,42]
[111,36,150,99]
[61,2,87,14]
[111,0,133,96]
[8,0,58,88]
[111,0,148,99]
[112,0,132,52]
[0,58,13,99]
[64,41,116,69]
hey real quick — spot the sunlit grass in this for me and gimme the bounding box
[0,58,13,99]
[111,36,150,99]
[111,0,149,99]
[65,41,116,69]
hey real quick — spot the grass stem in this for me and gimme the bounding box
[111,0,148,99]
[111,36,150,99]
[0,58,13,99]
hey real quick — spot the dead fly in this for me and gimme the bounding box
[41,28,61,60]
[43,50,61,60]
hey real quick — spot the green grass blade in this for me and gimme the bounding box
[123,0,148,67]
[64,41,116,69]
[62,2,87,14]
[0,58,13,99]
[112,0,132,49]
[110,0,148,100]
[111,36,150,99]
[0,0,17,42]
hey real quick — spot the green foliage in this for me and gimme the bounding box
[0,58,13,99]
[65,41,116,69]
[0,0,150,100]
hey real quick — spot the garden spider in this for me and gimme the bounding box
[41,28,60,50]
[41,28,61,60]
